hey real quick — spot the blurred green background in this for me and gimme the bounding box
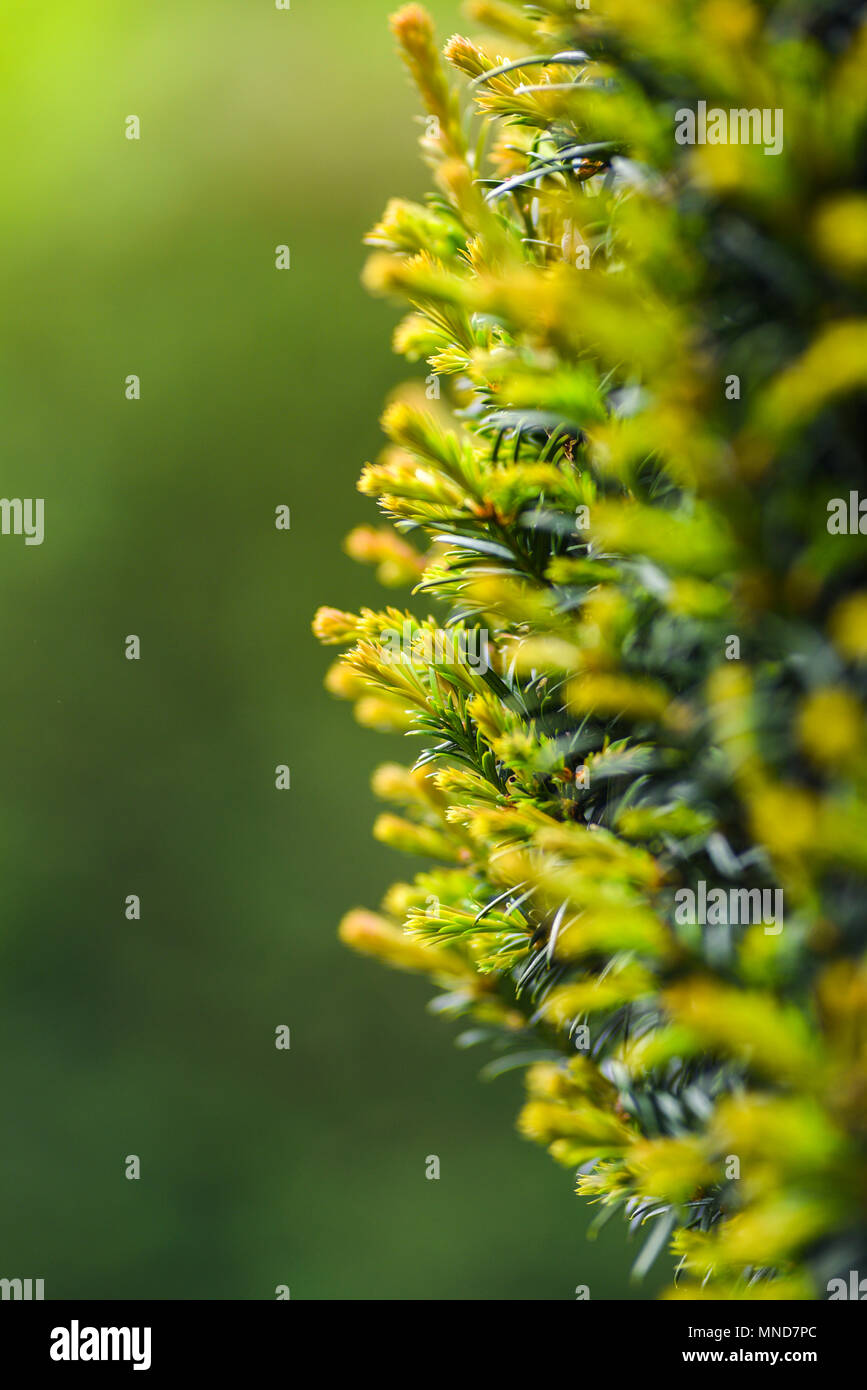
[0,0,650,1299]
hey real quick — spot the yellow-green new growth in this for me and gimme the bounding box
[316,0,867,1298]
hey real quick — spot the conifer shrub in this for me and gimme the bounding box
[315,0,867,1298]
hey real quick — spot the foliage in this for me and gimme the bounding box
[315,0,867,1298]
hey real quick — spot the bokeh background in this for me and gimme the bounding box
[0,0,657,1298]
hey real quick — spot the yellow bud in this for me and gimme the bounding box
[750,782,817,859]
[312,607,360,645]
[567,672,669,722]
[373,813,459,861]
[354,696,415,733]
[467,693,506,741]
[324,661,369,700]
[797,688,863,768]
[339,909,468,978]
[814,196,867,276]
[372,762,442,809]
[371,763,416,802]
[699,0,759,44]
[344,526,424,587]
[390,4,434,51]
[830,592,867,662]
[627,1135,715,1204]
[442,34,488,79]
